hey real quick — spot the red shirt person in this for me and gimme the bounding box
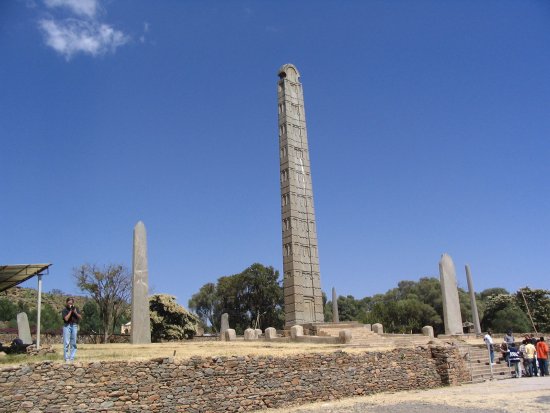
[536,337,549,377]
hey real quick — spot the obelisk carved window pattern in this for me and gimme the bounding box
[278,64,324,326]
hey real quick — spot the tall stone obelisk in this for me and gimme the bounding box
[465,264,482,334]
[131,221,151,344]
[278,64,324,327]
[332,287,339,323]
[439,253,463,335]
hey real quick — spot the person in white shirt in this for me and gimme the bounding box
[484,330,495,365]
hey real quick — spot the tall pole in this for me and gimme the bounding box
[36,274,43,349]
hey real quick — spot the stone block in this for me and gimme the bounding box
[422,326,434,338]
[372,323,383,334]
[254,329,262,338]
[224,329,236,341]
[339,330,352,344]
[17,312,32,345]
[220,313,229,341]
[290,325,303,339]
[244,329,256,341]
[264,327,277,340]
[364,324,372,332]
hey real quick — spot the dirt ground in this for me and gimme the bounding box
[267,376,549,413]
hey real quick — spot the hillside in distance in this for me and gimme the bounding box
[0,286,88,313]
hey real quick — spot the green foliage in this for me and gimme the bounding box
[79,301,102,334]
[337,295,361,321]
[149,294,200,341]
[189,263,284,334]
[73,263,131,342]
[480,288,509,299]
[488,306,531,333]
[188,283,218,331]
[0,298,17,322]
[360,278,445,333]
[40,304,63,332]
[322,291,332,322]
[367,297,441,333]
[481,293,531,333]
[515,287,550,332]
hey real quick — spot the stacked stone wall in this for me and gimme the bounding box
[430,345,470,385]
[0,346,469,412]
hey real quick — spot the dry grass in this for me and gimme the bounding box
[0,340,394,367]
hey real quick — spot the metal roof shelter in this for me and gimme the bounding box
[0,264,52,348]
[0,264,51,293]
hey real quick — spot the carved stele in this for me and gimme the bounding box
[131,221,151,344]
[278,64,324,327]
[439,253,463,335]
[17,312,32,344]
[219,313,229,341]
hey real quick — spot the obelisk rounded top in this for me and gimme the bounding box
[278,64,301,82]
[440,253,453,265]
[134,220,146,233]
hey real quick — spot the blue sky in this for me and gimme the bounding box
[2,1,549,308]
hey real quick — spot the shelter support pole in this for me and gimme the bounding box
[36,274,43,349]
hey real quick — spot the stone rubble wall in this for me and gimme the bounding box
[0,346,469,413]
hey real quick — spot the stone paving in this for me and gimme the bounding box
[268,376,550,413]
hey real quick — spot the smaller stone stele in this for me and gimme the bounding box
[17,312,32,345]
[339,330,352,344]
[265,327,277,340]
[224,329,236,341]
[290,325,304,339]
[372,323,383,334]
[364,324,372,332]
[422,326,434,338]
[220,313,229,341]
[254,328,262,338]
[244,328,256,341]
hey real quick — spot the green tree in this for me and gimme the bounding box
[189,263,284,334]
[366,297,441,333]
[323,291,332,322]
[189,283,219,332]
[515,287,550,332]
[79,301,102,334]
[73,263,131,342]
[40,304,63,332]
[480,288,509,299]
[150,294,200,341]
[337,295,362,321]
[481,293,531,333]
[0,298,17,322]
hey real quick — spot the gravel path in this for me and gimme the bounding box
[267,377,550,413]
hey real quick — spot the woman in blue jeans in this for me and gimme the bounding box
[61,297,82,362]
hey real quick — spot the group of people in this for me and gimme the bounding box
[484,329,549,378]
